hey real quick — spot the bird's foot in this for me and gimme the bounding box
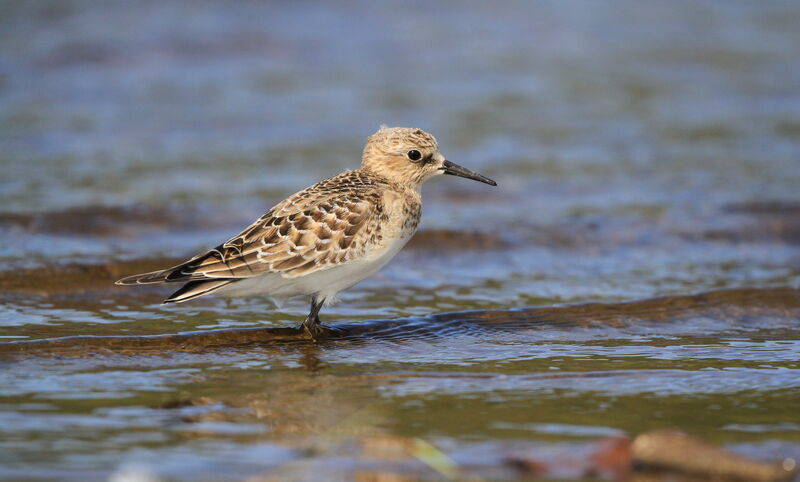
[301,319,347,342]
[302,318,320,342]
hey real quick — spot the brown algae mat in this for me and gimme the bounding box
[2,287,797,358]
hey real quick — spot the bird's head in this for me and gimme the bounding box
[361,126,497,189]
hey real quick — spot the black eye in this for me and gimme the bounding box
[407,150,422,161]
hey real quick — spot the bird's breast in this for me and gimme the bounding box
[379,189,422,240]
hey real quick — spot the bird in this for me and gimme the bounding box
[116,126,497,340]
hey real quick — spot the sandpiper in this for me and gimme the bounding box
[116,126,497,340]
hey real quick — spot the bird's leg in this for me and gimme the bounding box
[302,297,325,341]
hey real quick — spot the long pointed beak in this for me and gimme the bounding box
[439,160,497,186]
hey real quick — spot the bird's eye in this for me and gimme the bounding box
[407,150,422,161]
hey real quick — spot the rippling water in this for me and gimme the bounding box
[1,1,799,480]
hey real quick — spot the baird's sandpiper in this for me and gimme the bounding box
[116,126,497,340]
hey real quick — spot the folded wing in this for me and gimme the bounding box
[115,189,383,289]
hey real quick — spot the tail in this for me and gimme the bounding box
[114,252,234,303]
[114,252,216,286]
[163,279,234,303]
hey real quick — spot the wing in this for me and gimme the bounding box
[116,177,385,285]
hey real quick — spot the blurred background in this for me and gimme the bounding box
[1,1,799,300]
[1,1,799,480]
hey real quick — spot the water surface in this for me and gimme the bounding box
[1,1,799,480]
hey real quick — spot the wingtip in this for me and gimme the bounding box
[114,275,142,286]
[113,270,170,286]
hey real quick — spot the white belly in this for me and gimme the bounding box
[215,232,412,304]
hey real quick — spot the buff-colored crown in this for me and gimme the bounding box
[362,126,438,159]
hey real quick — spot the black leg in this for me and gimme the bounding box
[302,297,325,341]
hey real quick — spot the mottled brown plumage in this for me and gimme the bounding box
[116,126,496,340]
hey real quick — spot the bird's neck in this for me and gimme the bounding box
[358,167,423,195]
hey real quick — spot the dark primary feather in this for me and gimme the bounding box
[163,279,233,303]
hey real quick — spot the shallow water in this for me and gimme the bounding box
[1,1,800,480]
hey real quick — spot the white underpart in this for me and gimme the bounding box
[214,230,413,305]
